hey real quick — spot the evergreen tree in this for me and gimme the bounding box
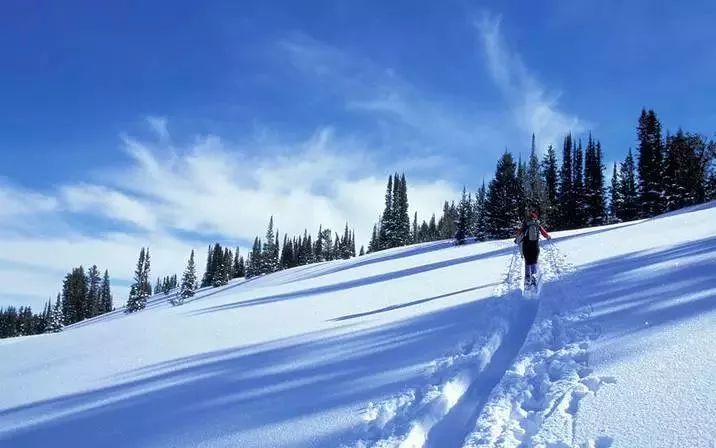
[86,265,102,318]
[526,134,546,214]
[558,134,575,229]
[46,294,64,333]
[609,162,622,223]
[485,152,521,238]
[516,155,527,220]
[359,245,365,256]
[474,182,488,241]
[412,212,418,243]
[396,174,411,245]
[573,139,586,227]
[62,266,88,324]
[247,237,262,278]
[637,109,665,217]
[618,149,640,221]
[428,214,437,240]
[173,250,197,305]
[232,249,242,278]
[377,175,393,250]
[368,224,379,253]
[201,246,213,287]
[583,135,606,225]
[455,187,470,245]
[100,270,112,313]
[260,217,279,273]
[664,130,709,210]
[125,248,151,313]
[541,144,559,227]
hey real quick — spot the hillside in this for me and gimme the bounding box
[1,203,715,448]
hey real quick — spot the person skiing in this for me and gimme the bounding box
[514,210,551,288]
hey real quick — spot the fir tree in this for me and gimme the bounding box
[618,149,640,221]
[474,182,488,241]
[485,152,521,238]
[377,175,394,250]
[584,135,606,225]
[46,294,64,333]
[359,246,365,256]
[573,139,586,227]
[101,270,112,313]
[455,187,470,245]
[526,134,546,214]
[201,246,213,287]
[637,109,665,217]
[609,162,622,223]
[62,266,88,324]
[86,265,102,318]
[541,144,559,227]
[125,248,151,313]
[172,250,197,305]
[558,134,574,229]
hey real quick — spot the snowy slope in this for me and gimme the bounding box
[1,203,715,448]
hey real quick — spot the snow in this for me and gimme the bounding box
[1,203,715,447]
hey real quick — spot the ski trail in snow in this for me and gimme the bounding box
[423,299,538,448]
[463,240,616,448]
[346,243,536,448]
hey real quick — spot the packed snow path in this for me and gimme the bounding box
[1,202,715,447]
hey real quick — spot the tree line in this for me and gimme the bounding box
[0,265,113,339]
[2,108,713,334]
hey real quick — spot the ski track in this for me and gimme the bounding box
[344,243,539,448]
[463,242,617,448]
[346,240,619,448]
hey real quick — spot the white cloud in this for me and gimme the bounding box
[475,13,585,152]
[0,126,459,309]
[146,115,170,142]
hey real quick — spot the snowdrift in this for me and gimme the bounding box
[1,203,715,448]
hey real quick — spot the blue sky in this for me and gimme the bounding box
[1,0,715,308]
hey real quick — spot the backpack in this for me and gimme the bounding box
[526,219,540,241]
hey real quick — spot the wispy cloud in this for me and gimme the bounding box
[475,13,585,151]
[279,34,508,166]
[0,122,458,309]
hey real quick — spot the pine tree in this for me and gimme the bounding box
[172,250,197,305]
[526,134,546,215]
[125,248,151,313]
[247,237,262,278]
[609,162,622,223]
[201,246,213,287]
[664,130,709,210]
[637,109,665,217]
[232,249,242,278]
[46,294,64,333]
[455,187,470,245]
[584,135,606,225]
[359,245,365,256]
[86,265,102,318]
[541,144,559,227]
[368,224,379,253]
[397,174,411,245]
[474,182,488,241]
[573,139,586,227]
[413,212,418,244]
[62,266,88,324]
[619,149,640,221]
[558,134,575,229]
[485,152,521,238]
[516,155,527,220]
[377,175,393,250]
[101,270,112,313]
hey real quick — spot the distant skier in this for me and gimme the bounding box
[514,210,551,288]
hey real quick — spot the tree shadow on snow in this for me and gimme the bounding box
[559,235,716,365]
[0,294,519,448]
[189,244,514,316]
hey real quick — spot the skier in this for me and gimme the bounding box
[514,210,551,288]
